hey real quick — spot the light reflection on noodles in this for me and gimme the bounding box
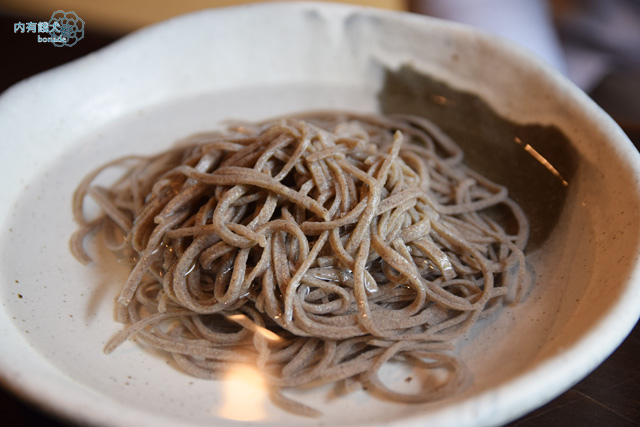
[227,313,283,342]
[71,112,529,417]
[218,364,268,421]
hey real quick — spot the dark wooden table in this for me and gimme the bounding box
[1,11,638,427]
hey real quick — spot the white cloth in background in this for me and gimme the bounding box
[410,0,640,91]
[409,0,567,75]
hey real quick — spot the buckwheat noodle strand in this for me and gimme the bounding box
[71,112,529,416]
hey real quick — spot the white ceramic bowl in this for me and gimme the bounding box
[1,3,639,426]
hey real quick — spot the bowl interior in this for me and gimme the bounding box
[1,3,639,427]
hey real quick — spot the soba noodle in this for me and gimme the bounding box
[71,112,528,416]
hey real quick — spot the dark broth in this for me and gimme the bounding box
[378,66,578,250]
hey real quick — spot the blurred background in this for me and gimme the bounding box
[0,0,638,426]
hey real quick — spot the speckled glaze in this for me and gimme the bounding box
[0,3,639,427]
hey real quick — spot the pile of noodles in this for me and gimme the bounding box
[71,112,528,416]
